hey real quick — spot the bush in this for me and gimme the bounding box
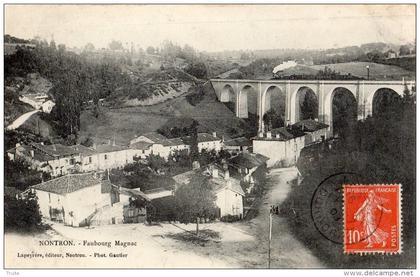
[4,190,43,231]
[220,214,241,222]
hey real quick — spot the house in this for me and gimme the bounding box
[129,132,188,159]
[291,119,329,145]
[385,50,398,59]
[9,140,139,176]
[93,142,132,171]
[41,100,55,113]
[18,93,49,110]
[182,132,222,153]
[10,143,96,177]
[223,137,252,153]
[128,141,153,160]
[130,131,222,159]
[31,173,112,227]
[252,127,306,167]
[172,165,245,218]
[228,152,269,193]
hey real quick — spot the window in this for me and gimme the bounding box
[48,193,51,203]
[88,157,92,163]
[104,154,108,160]
[69,158,75,165]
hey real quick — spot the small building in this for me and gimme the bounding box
[31,173,112,227]
[41,100,55,113]
[128,141,153,160]
[129,132,188,159]
[10,143,96,177]
[93,142,132,171]
[291,119,329,145]
[228,152,269,193]
[172,165,245,218]
[223,137,252,153]
[19,93,49,110]
[182,132,222,153]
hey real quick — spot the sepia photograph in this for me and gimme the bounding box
[2,3,417,271]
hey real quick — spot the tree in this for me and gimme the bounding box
[4,190,42,231]
[300,91,318,120]
[175,174,217,235]
[146,46,155,55]
[185,62,207,79]
[83,43,95,52]
[108,40,124,51]
[188,120,199,159]
[263,109,284,130]
[147,154,166,173]
[399,45,411,56]
[51,76,83,138]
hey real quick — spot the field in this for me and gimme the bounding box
[222,61,415,81]
[309,61,415,80]
[80,82,249,145]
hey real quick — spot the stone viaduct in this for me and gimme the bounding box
[210,78,415,134]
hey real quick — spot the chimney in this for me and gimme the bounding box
[108,139,111,145]
[212,132,217,138]
[93,143,97,150]
[224,170,230,180]
[30,150,35,157]
[276,134,280,139]
[266,131,272,138]
[301,123,305,131]
[52,144,56,151]
[212,168,219,178]
[258,132,264,138]
[113,139,116,147]
[15,143,21,148]
[40,142,44,145]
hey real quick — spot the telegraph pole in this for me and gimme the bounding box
[268,210,273,268]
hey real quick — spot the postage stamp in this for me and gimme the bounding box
[343,184,402,254]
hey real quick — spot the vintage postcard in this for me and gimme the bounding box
[2,3,416,271]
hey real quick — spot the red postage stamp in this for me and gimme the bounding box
[343,184,402,254]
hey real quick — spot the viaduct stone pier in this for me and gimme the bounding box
[210,78,415,134]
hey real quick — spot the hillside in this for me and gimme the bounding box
[108,68,200,107]
[309,62,415,80]
[4,73,53,126]
[221,61,414,81]
[80,81,250,145]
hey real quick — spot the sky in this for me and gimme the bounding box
[5,4,416,52]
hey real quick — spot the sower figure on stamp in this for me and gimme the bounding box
[354,190,392,248]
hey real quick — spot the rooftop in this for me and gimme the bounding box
[31,173,104,195]
[129,141,153,150]
[182,133,220,145]
[94,143,128,153]
[229,152,269,169]
[291,119,329,132]
[172,165,244,196]
[224,137,252,147]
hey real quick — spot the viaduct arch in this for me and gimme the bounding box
[211,78,415,136]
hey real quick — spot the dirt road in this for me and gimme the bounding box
[6,110,39,130]
[249,167,324,268]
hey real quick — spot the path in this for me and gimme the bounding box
[250,167,324,268]
[6,109,39,130]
